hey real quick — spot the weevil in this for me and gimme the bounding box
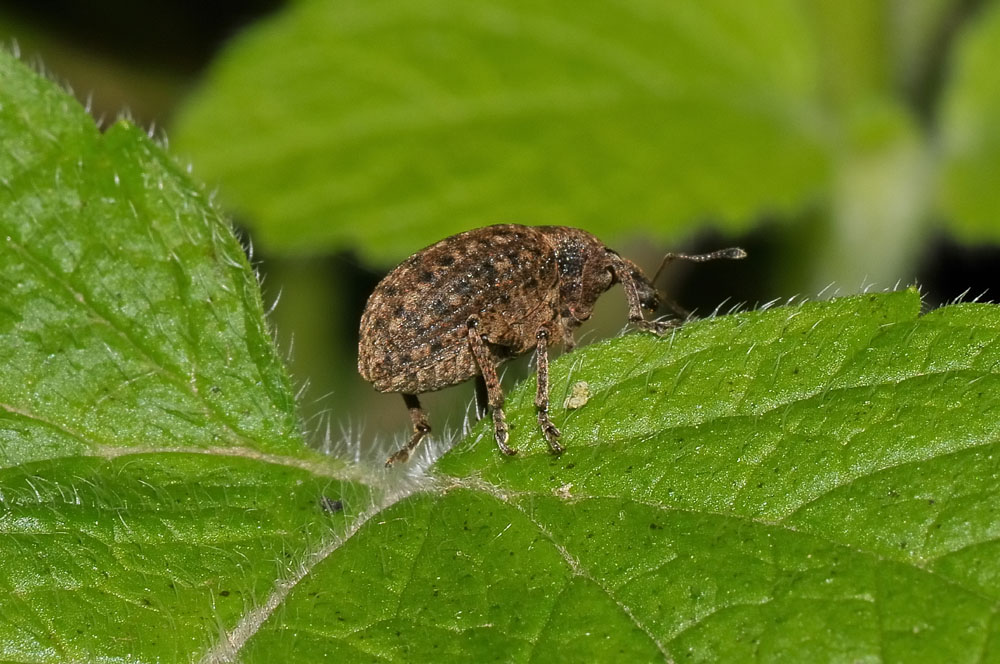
[357,224,744,466]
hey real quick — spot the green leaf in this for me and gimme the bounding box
[8,47,1000,663]
[172,0,830,261]
[170,1,1000,292]
[939,1,1000,241]
[244,288,1000,662]
[0,51,371,661]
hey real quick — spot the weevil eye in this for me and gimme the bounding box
[641,291,660,310]
[631,269,659,310]
[636,279,660,311]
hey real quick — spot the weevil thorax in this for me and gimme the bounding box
[537,226,658,324]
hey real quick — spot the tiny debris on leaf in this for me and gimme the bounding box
[563,381,591,410]
[319,497,344,514]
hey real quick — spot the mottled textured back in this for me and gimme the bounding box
[358,224,561,393]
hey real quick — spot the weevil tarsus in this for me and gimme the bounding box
[384,393,431,467]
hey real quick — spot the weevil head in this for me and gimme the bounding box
[537,226,659,323]
[537,226,608,323]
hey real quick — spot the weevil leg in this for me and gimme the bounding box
[466,317,516,456]
[534,328,563,454]
[385,393,431,467]
[559,321,577,351]
[613,247,746,334]
[474,375,489,419]
[611,254,680,335]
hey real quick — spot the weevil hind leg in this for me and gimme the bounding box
[466,317,516,456]
[534,328,563,454]
[474,375,489,419]
[385,393,431,467]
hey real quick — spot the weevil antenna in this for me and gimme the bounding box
[652,247,747,285]
[652,247,747,318]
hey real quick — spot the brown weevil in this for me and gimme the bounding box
[358,224,745,466]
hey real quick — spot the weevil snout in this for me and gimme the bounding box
[636,277,660,311]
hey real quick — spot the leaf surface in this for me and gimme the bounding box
[0,51,371,662]
[244,289,1000,662]
[172,0,829,261]
[6,51,1000,663]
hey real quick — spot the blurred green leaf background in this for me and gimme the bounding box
[5,0,999,449]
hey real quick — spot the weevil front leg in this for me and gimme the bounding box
[612,255,681,335]
[534,327,563,454]
[643,247,747,331]
[385,393,431,467]
[466,317,516,455]
[611,248,746,335]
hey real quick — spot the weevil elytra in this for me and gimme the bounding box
[358,224,744,466]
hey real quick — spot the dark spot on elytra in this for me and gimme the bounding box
[430,340,444,353]
[394,304,406,317]
[438,254,455,267]
[419,270,435,283]
[454,278,476,296]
